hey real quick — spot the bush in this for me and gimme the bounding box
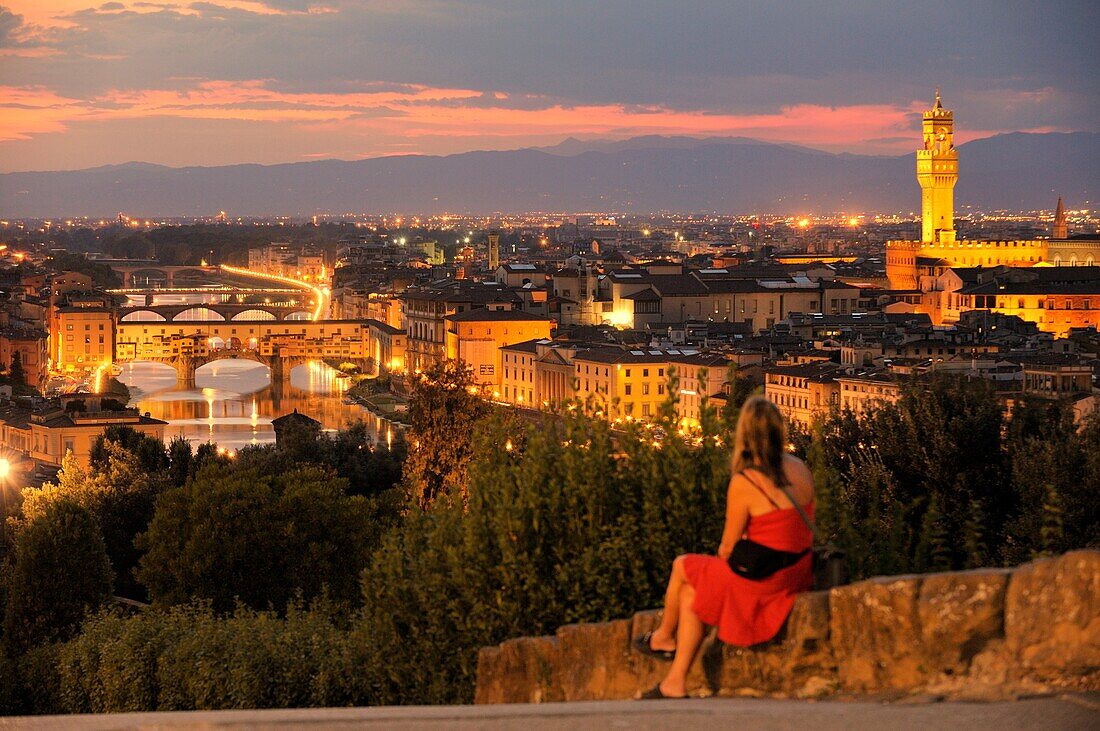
[136,465,382,611]
[20,445,168,599]
[24,602,360,714]
[2,501,112,654]
[357,391,731,704]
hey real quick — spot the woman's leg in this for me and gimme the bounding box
[649,556,687,651]
[660,583,704,697]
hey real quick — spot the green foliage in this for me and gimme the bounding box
[136,465,381,611]
[5,373,1099,713]
[46,252,122,288]
[20,445,168,600]
[806,376,1100,577]
[259,419,405,500]
[166,436,193,488]
[90,425,170,476]
[356,391,730,705]
[19,602,360,714]
[403,361,491,508]
[3,501,112,654]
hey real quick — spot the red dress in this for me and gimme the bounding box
[682,503,814,646]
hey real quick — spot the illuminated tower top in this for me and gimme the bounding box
[1053,196,1067,239]
[917,89,958,244]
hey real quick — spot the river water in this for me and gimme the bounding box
[115,287,398,451]
[117,348,398,452]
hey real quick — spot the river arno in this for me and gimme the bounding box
[117,359,399,452]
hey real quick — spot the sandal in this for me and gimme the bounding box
[631,630,674,661]
[637,683,688,700]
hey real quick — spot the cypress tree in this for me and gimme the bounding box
[962,497,990,569]
[1037,483,1065,558]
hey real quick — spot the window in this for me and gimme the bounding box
[658,368,664,377]
[625,369,631,377]
[657,384,665,395]
[642,404,651,416]
[643,368,649,377]
[643,383,650,395]
[625,384,632,395]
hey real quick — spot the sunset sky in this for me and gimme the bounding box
[1,1,1096,172]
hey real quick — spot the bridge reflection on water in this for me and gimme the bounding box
[118,359,399,452]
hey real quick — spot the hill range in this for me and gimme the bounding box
[0,132,1095,217]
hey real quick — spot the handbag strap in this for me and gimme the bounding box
[740,469,820,543]
[739,470,781,510]
[776,484,822,544]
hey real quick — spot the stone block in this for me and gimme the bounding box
[709,590,835,697]
[830,574,926,692]
[554,619,635,701]
[918,568,1011,676]
[474,635,561,704]
[1005,549,1100,680]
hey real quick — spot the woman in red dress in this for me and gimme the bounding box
[633,396,815,698]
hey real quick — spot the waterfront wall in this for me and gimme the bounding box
[474,550,1100,703]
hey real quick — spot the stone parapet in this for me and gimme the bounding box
[475,551,1100,704]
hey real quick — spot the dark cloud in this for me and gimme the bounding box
[0,5,23,47]
[1,0,1097,169]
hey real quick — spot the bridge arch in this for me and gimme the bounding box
[231,309,278,321]
[173,307,226,321]
[285,310,313,321]
[120,310,167,322]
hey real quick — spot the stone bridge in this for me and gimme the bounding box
[108,264,222,287]
[133,349,308,385]
[129,348,372,384]
[118,302,313,323]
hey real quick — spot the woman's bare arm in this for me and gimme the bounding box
[717,475,751,560]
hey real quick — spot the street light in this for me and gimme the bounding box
[0,458,10,480]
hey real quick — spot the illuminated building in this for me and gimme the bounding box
[444,309,552,387]
[55,304,114,375]
[367,319,407,374]
[886,92,1100,298]
[763,362,842,427]
[0,393,165,471]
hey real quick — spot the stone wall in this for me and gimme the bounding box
[475,550,1100,703]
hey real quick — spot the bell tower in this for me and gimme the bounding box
[917,89,957,244]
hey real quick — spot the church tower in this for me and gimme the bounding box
[917,90,958,244]
[1053,196,1067,239]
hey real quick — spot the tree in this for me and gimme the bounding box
[1038,483,1065,558]
[20,444,168,599]
[915,493,952,572]
[166,436,193,488]
[8,352,24,387]
[403,361,490,509]
[3,501,112,653]
[90,425,169,476]
[357,397,729,704]
[136,465,380,612]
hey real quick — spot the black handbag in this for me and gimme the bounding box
[727,538,808,580]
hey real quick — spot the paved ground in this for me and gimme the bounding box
[1,696,1097,730]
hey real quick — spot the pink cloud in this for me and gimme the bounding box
[0,78,1072,164]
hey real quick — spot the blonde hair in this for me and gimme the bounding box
[731,395,789,486]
